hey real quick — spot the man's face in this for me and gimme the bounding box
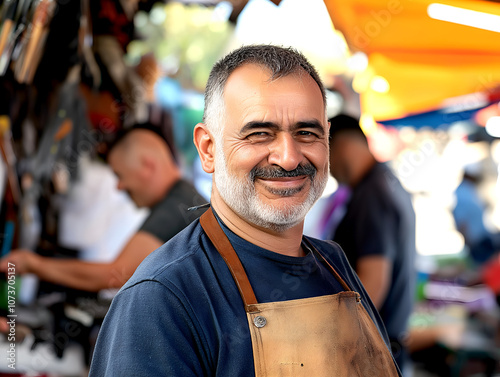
[108,149,147,208]
[213,64,329,231]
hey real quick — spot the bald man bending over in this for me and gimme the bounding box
[0,128,207,292]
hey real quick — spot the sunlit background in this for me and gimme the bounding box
[125,0,500,263]
[1,0,500,375]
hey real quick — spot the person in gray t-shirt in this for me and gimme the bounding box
[0,128,207,291]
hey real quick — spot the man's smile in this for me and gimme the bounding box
[250,163,316,196]
[257,175,308,188]
[255,176,311,197]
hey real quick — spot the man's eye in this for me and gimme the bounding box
[297,131,319,138]
[247,132,271,140]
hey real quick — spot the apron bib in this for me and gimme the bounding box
[200,208,399,376]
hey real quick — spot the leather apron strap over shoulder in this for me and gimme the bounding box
[199,208,259,311]
[302,237,353,292]
[200,207,400,377]
[200,208,353,300]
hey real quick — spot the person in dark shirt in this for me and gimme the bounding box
[453,167,500,265]
[0,127,206,291]
[89,44,402,376]
[327,113,417,375]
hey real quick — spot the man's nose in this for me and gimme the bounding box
[267,134,302,171]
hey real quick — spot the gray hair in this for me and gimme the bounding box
[203,44,327,141]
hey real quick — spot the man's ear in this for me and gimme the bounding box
[139,154,156,178]
[193,123,215,173]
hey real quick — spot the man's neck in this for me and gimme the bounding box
[154,170,182,205]
[349,154,377,188]
[210,192,305,257]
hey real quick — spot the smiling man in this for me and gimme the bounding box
[90,45,401,376]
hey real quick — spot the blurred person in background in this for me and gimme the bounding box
[325,113,417,376]
[0,126,207,291]
[453,163,500,265]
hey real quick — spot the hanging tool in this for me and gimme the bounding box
[0,0,33,75]
[0,0,18,56]
[79,0,101,89]
[15,0,56,84]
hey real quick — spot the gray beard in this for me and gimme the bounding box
[213,147,327,232]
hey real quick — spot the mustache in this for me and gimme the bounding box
[250,163,317,181]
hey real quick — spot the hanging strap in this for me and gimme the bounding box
[199,207,354,310]
[199,208,259,312]
[303,237,352,292]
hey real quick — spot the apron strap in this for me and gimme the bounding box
[303,238,353,292]
[200,207,354,309]
[200,208,259,311]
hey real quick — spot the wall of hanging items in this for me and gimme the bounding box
[0,0,83,257]
[0,0,160,369]
[0,0,161,255]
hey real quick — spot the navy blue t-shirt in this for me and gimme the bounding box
[219,217,346,303]
[90,213,398,376]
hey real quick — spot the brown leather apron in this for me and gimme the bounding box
[200,208,400,376]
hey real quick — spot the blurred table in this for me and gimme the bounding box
[410,282,500,377]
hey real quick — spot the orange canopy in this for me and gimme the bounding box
[324,0,500,122]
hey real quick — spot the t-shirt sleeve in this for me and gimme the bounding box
[89,280,210,376]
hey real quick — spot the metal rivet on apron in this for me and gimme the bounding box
[356,295,362,303]
[253,316,267,328]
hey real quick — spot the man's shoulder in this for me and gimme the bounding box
[306,236,360,280]
[167,179,207,204]
[355,163,410,211]
[152,179,207,213]
[305,237,347,264]
[306,235,339,249]
[371,163,408,196]
[140,181,208,242]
